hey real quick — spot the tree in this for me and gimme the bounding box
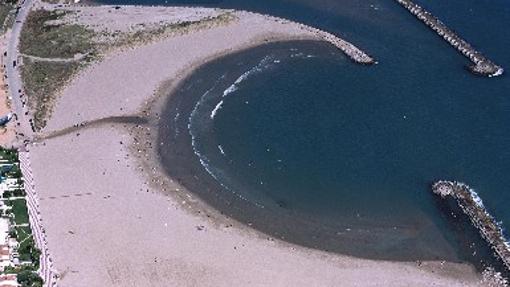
[17,270,43,287]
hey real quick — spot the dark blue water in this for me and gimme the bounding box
[100,0,510,266]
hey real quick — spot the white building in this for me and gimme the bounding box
[0,217,11,271]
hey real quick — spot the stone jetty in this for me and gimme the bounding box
[396,0,504,77]
[300,24,376,65]
[432,181,510,272]
[249,11,376,65]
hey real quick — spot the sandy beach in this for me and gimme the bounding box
[0,34,16,147]
[25,5,485,286]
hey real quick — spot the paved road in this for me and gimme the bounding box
[5,0,35,145]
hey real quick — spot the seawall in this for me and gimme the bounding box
[396,0,503,77]
[432,180,510,273]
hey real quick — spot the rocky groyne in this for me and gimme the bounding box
[396,0,503,77]
[300,24,376,65]
[432,181,510,273]
[248,12,376,65]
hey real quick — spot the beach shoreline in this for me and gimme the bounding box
[148,39,460,262]
[25,4,486,286]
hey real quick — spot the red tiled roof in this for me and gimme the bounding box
[0,274,17,280]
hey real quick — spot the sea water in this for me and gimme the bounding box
[99,0,510,267]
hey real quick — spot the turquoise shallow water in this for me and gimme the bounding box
[100,0,510,269]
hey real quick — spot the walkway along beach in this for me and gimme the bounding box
[19,151,58,287]
[395,0,504,77]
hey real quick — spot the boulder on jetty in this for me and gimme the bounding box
[432,180,510,274]
[396,0,504,77]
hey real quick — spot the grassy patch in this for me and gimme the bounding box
[0,147,18,162]
[18,236,40,266]
[19,9,96,130]
[113,12,237,50]
[10,198,29,225]
[17,269,43,287]
[15,225,32,242]
[20,9,95,58]
[0,3,13,31]
[3,188,26,198]
[13,223,40,268]
[0,1,17,31]
[5,164,22,178]
[18,9,235,130]
[21,58,80,130]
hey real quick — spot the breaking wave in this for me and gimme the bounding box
[187,55,282,208]
[210,55,278,119]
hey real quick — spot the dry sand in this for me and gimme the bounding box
[59,5,224,33]
[0,34,16,148]
[28,5,484,287]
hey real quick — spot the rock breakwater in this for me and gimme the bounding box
[396,0,503,77]
[248,11,376,65]
[432,181,510,272]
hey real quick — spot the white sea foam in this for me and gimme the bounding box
[222,55,274,98]
[489,67,504,77]
[211,56,278,120]
[222,85,238,97]
[210,100,224,119]
[290,52,305,58]
[468,187,485,208]
[187,71,270,208]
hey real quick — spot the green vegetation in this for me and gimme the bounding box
[20,9,95,59]
[18,9,96,130]
[17,269,43,287]
[0,147,18,162]
[10,199,29,224]
[0,1,14,32]
[3,265,43,287]
[15,225,32,242]
[11,224,41,267]
[3,188,26,198]
[18,237,40,266]
[0,148,41,283]
[20,58,80,130]
[5,164,22,178]
[113,12,237,50]
[17,9,236,130]
[3,264,37,274]
[0,4,12,28]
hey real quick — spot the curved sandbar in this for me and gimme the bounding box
[25,5,480,286]
[433,181,510,272]
[396,0,504,77]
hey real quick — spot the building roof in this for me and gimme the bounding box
[0,218,9,246]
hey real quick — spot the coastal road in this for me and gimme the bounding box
[5,0,35,145]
